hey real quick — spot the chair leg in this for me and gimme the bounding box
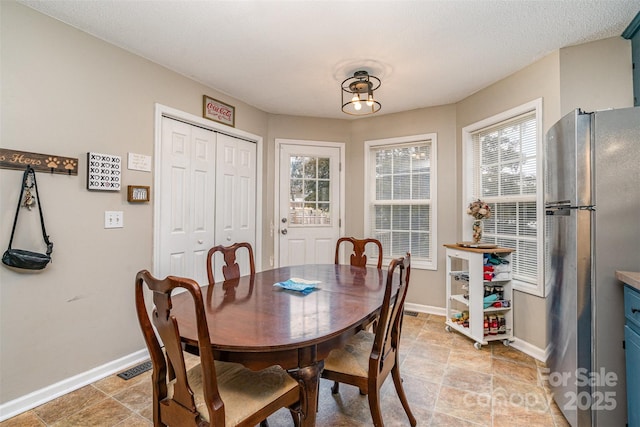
[391,366,416,427]
[260,420,269,427]
[289,409,300,427]
[366,388,384,427]
[331,381,340,394]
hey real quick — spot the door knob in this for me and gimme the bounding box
[281,228,288,235]
[197,239,204,244]
[227,236,231,241]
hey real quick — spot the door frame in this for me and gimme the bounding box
[153,103,263,276]
[274,138,345,267]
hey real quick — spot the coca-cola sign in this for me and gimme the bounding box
[203,95,235,127]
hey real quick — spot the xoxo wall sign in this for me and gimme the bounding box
[87,152,121,191]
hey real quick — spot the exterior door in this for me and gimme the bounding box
[212,133,256,279]
[277,141,342,266]
[158,117,216,285]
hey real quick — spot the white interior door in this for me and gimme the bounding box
[277,142,343,266]
[158,117,216,285]
[213,133,256,278]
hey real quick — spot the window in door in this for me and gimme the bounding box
[364,134,437,270]
[462,99,544,296]
[289,156,331,225]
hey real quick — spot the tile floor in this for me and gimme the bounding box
[0,313,570,427]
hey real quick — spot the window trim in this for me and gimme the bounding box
[461,99,545,296]
[364,133,438,270]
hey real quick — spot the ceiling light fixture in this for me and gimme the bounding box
[341,70,381,116]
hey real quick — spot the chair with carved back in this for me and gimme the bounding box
[334,237,383,269]
[135,270,300,426]
[321,254,416,427]
[207,242,256,286]
[335,237,384,331]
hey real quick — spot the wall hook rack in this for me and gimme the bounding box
[0,148,78,176]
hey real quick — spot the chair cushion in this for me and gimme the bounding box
[170,361,298,425]
[323,330,374,379]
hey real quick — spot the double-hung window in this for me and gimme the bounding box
[364,134,437,270]
[462,99,544,296]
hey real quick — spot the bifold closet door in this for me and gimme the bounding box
[159,118,216,285]
[158,117,257,284]
[212,133,257,279]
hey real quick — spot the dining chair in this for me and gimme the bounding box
[135,270,300,426]
[335,237,384,331]
[207,242,256,285]
[321,254,416,427]
[334,237,383,268]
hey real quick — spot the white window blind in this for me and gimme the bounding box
[471,111,539,286]
[365,136,436,270]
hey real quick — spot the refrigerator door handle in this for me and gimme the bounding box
[545,200,572,208]
[577,205,595,211]
[545,203,595,215]
[545,201,572,216]
[545,206,571,216]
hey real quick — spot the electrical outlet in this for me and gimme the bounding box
[104,211,124,229]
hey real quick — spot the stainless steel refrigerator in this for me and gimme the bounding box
[545,107,640,427]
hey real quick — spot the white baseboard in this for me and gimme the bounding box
[405,302,446,316]
[507,338,547,363]
[0,349,149,422]
[404,302,546,362]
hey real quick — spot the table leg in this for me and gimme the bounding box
[289,360,323,427]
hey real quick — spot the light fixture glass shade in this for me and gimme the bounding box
[341,70,381,116]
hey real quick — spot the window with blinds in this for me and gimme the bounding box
[467,105,542,291]
[365,135,437,270]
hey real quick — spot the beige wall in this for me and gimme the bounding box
[348,106,458,307]
[456,51,562,350]
[265,107,458,311]
[263,115,351,267]
[560,36,634,116]
[0,0,634,409]
[0,2,270,403]
[455,36,632,349]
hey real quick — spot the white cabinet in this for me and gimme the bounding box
[444,244,514,349]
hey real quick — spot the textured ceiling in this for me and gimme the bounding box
[19,0,640,119]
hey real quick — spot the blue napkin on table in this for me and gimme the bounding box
[273,278,321,295]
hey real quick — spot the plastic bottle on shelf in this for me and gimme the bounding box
[497,314,506,334]
[489,315,498,335]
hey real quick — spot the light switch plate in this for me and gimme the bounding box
[104,211,124,229]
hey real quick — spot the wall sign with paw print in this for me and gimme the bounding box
[0,148,78,175]
[87,152,121,191]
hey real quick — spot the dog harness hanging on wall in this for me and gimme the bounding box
[2,166,54,270]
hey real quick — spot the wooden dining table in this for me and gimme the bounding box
[170,263,393,427]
